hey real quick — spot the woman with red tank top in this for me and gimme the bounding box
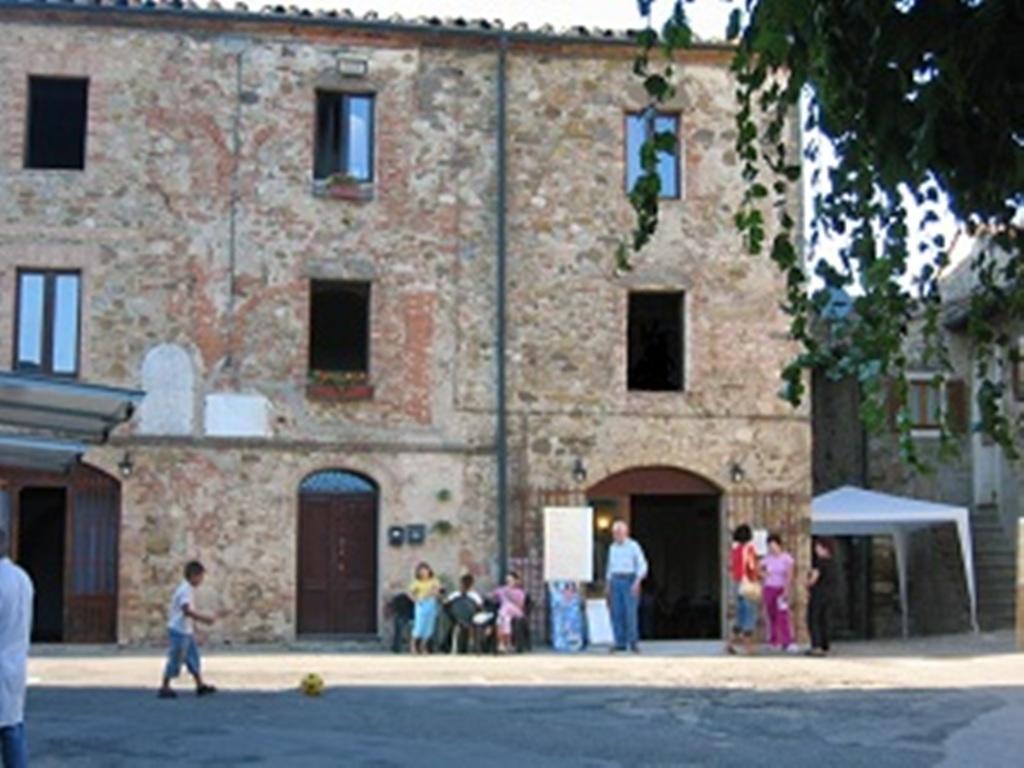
[727,524,760,655]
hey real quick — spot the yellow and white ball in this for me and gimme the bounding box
[299,673,325,697]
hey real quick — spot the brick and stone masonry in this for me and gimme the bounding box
[0,6,810,644]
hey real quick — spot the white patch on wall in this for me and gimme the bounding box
[138,344,195,436]
[204,393,270,438]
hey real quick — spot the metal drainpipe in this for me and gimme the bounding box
[225,48,243,374]
[495,35,509,581]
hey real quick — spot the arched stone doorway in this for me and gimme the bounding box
[297,469,378,636]
[588,466,722,640]
[0,462,120,643]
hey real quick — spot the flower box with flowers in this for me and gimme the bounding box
[306,371,374,402]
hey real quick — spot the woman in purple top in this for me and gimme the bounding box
[761,534,795,651]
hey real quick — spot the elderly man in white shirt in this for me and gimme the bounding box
[0,526,33,768]
[605,520,648,652]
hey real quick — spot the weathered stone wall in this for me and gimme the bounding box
[0,12,810,643]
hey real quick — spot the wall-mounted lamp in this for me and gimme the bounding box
[572,457,588,484]
[729,462,746,484]
[117,452,134,480]
[595,512,613,532]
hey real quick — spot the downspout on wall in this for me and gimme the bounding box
[495,35,509,580]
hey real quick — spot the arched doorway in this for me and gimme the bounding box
[297,469,378,636]
[588,466,722,640]
[0,462,120,643]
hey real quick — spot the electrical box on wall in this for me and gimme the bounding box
[387,526,405,547]
[406,524,426,546]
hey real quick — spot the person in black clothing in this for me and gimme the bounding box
[807,537,837,657]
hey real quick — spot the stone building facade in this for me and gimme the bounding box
[0,3,809,645]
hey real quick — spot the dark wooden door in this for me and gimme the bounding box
[66,469,120,642]
[298,492,377,635]
[2,463,120,643]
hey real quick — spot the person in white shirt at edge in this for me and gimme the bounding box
[158,561,217,699]
[605,520,648,653]
[0,526,33,768]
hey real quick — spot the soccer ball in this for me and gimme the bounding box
[299,673,324,697]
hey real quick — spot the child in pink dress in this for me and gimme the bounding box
[492,571,527,653]
[761,534,795,651]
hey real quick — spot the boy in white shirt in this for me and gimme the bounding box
[158,561,216,699]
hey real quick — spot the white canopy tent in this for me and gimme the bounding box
[811,486,978,638]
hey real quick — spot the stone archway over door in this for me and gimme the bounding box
[297,470,378,636]
[2,463,120,643]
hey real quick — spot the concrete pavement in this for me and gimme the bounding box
[25,634,1024,767]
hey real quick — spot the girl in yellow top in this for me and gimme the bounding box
[408,562,441,654]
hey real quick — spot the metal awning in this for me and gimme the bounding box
[0,372,143,443]
[0,434,86,473]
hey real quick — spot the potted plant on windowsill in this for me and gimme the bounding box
[313,173,374,202]
[306,370,374,402]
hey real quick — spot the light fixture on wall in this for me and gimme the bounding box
[117,452,134,480]
[571,457,588,484]
[729,461,746,484]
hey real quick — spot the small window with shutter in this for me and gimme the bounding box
[891,373,970,436]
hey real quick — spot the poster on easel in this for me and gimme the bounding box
[543,506,593,582]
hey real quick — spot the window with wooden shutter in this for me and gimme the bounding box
[945,378,969,435]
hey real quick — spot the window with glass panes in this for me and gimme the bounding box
[313,92,374,182]
[15,269,81,376]
[907,377,942,429]
[625,111,680,198]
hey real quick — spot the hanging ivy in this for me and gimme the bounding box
[627,0,1023,465]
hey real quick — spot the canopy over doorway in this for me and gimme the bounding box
[811,486,978,638]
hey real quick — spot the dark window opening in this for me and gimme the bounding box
[15,269,81,376]
[309,281,371,373]
[314,92,374,182]
[628,291,684,391]
[626,111,680,198]
[25,76,89,170]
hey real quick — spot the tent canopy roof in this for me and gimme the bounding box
[812,486,968,535]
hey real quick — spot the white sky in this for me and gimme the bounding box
[301,0,739,39]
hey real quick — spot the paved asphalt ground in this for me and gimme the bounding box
[25,633,1024,768]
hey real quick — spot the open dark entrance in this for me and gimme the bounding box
[18,487,67,642]
[589,466,723,641]
[631,495,720,640]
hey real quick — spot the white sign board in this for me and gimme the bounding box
[543,506,593,582]
[753,528,769,557]
[585,599,615,646]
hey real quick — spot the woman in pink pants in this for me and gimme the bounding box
[761,534,795,651]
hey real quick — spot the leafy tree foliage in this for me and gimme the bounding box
[627,0,1023,464]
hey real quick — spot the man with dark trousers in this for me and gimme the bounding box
[605,520,648,653]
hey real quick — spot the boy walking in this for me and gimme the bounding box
[158,561,216,699]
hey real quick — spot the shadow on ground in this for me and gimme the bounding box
[27,683,1023,768]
